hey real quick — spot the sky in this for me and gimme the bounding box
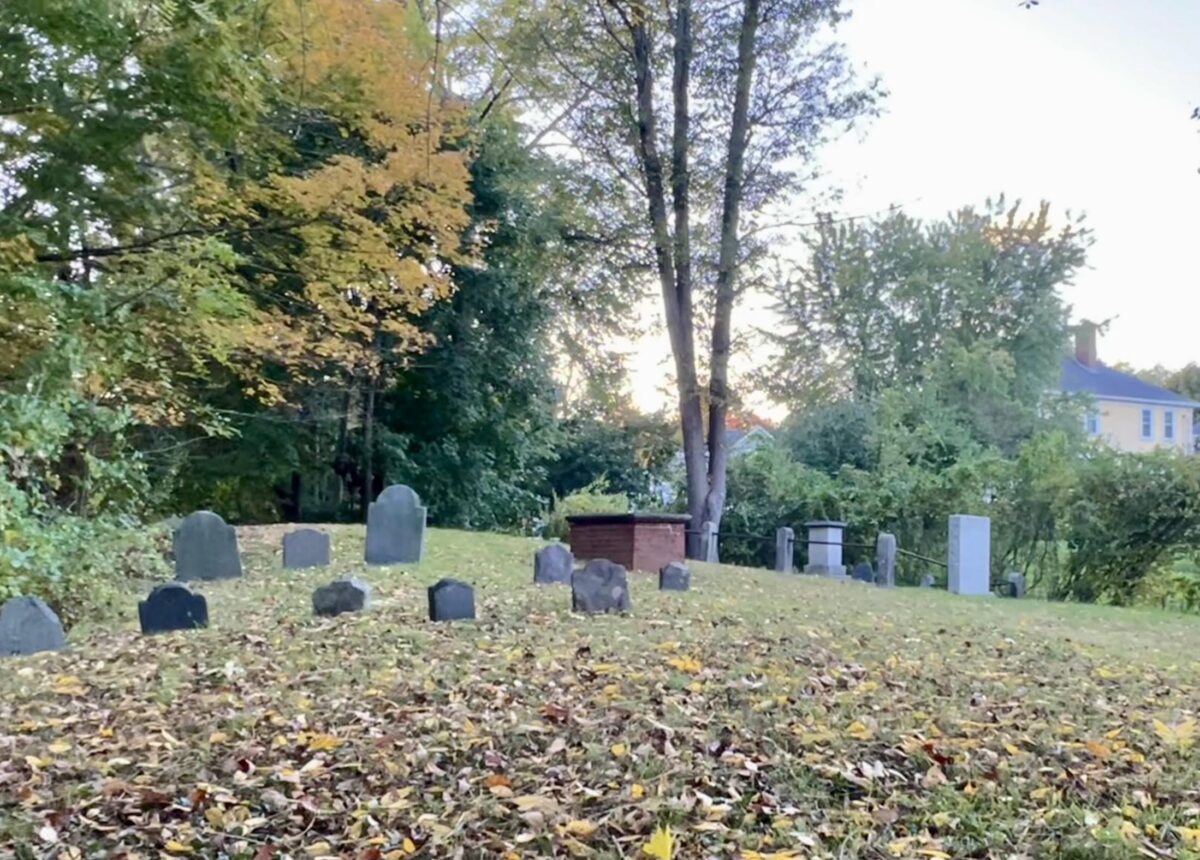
[625,0,1200,415]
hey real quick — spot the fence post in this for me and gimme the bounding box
[702,521,719,563]
[774,527,794,573]
[875,532,896,588]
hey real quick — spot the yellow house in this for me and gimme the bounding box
[1061,323,1198,454]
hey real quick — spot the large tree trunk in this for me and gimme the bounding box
[703,0,761,530]
[628,8,707,557]
[361,373,376,519]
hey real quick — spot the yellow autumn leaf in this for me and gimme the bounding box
[743,852,804,860]
[47,741,71,755]
[513,794,558,812]
[666,656,703,674]
[611,742,628,758]
[916,851,951,859]
[208,732,228,745]
[846,720,874,741]
[307,734,343,752]
[1119,821,1140,842]
[165,841,192,855]
[1154,718,1196,750]
[631,783,645,800]
[564,819,598,839]
[403,837,417,854]
[642,825,673,859]
[1178,827,1200,848]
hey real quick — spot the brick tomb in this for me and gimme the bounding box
[567,513,691,572]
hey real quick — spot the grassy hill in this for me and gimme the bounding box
[3,526,1200,859]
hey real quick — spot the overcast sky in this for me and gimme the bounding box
[626,0,1200,414]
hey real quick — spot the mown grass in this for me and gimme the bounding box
[2,525,1200,859]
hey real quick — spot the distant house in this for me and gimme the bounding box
[652,425,775,504]
[1061,322,1198,455]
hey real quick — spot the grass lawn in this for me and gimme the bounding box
[3,525,1200,859]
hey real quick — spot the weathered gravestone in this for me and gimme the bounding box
[774,527,794,573]
[875,532,896,588]
[428,579,476,622]
[572,559,632,614]
[1005,571,1026,598]
[701,521,719,564]
[365,484,426,565]
[534,544,573,585]
[174,510,242,581]
[139,583,208,634]
[0,597,66,657]
[312,578,372,617]
[659,561,690,592]
[920,574,936,588]
[948,514,991,596]
[283,528,331,570]
[852,561,875,584]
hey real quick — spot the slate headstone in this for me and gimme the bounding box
[852,561,874,584]
[138,583,208,634]
[534,543,573,585]
[659,561,690,592]
[948,514,991,596]
[875,532,897,588]
[428,578,476,622]
[283,528,331,570]
[312,578,372,617]
[775,527,795,573]
[1005,571,1026,598]
[920,574,936,588]
[572,559,632,614]
[173,510,242,581]
[0,597,66,657]
[365,484,427,565]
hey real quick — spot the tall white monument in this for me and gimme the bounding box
[948,515,991,596]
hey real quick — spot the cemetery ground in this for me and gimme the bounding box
[3,529,1200,860]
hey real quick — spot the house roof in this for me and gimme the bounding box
[1059,357,1200,408]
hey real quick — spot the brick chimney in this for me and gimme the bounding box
[1075,320,1099,367]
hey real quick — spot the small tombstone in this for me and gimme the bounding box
[139,583,208,634]
[659,561,690,592]
[774,527,795,573]
[875,532,897,588]
[701,521,719,564]
[852,561,874,584]
[1006,571,1026,598]
[428,579,476,622]
[312,578,372,617]
[920,574,936,588]
[534,544,573,585]
[365,484,427,565]
[174,510,242,581]
[283,528,331,570]
[0,597,66,657]
[572,559,632,614]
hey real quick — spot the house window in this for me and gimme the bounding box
[1165,410,1175,441]
[1085,411,1100,436]
[1141,408,1153,440]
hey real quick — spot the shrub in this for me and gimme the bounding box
[542,478,630,541]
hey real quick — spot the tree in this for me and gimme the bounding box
[763,200,1091,446]
[465,0,877,554]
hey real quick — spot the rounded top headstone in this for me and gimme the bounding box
[178,510,228,528]
[376,484,421,510]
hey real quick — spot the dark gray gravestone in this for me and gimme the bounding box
[852,562,874,584]
[365,485,426,565]
[534,544,573,585]
[312,578,371,617]
[173,510,242,581]
[659,562,690,592]
[283,528,331,570]
[572,559,632,614]
[0,597,66,657]
[139,583,208,634]
[1006,571,1026,598]
[428,579,476,622]
[920,574,936,588]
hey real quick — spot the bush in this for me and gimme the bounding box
[542,479,630,541]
